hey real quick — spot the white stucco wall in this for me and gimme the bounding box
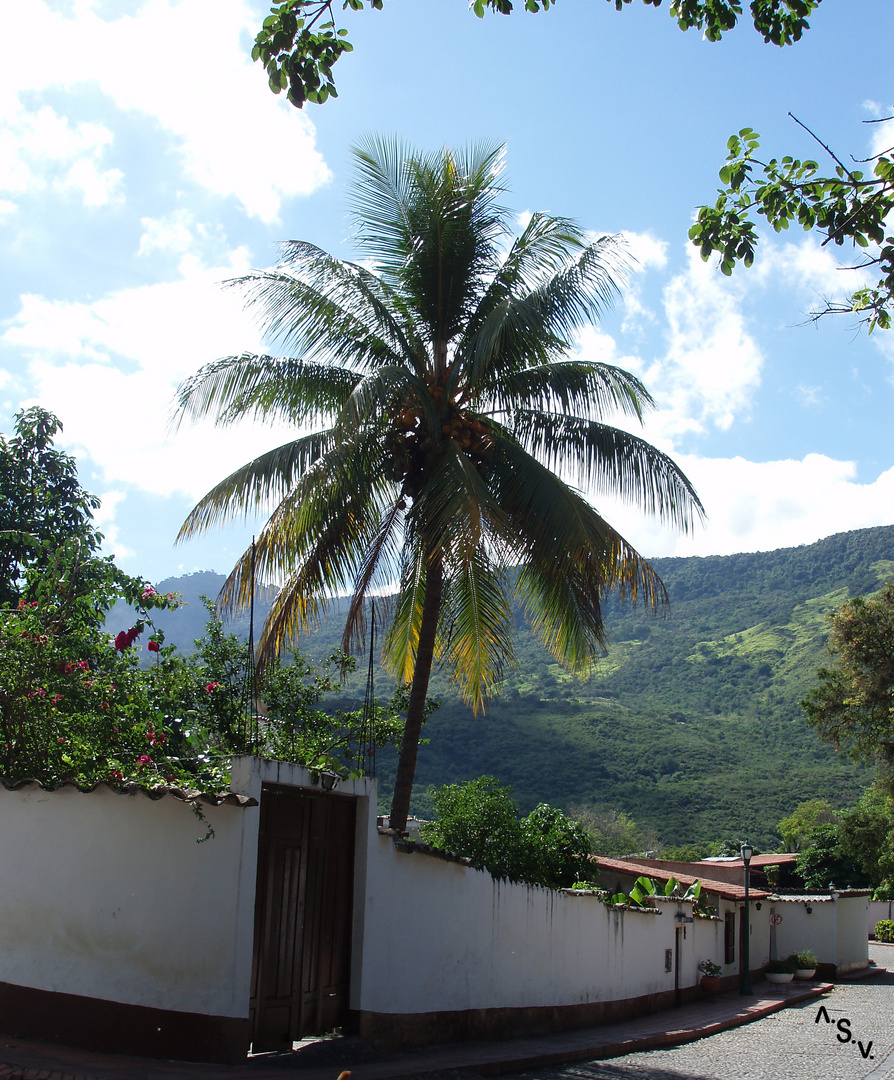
[0,782,260,1018]
[770,895,868,974]
[868,899,894,937]
[834,895,871,973]
[355,834,711,1016]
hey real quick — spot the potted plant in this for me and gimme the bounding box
[790,950,818,979]
[698,959,723,992]
[764,958,795,984]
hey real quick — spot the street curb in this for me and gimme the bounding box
[0,982,836,1080]
[470,983,833,1076]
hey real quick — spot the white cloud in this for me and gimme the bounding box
[92,489,134,559]
[615,230,668,333]
[620,230,668,272]
[56,157,124,207]
[138,210,198,257]
[0,0,331,221]
[658,249,765,433]
[861,102,894,158]
[752,237,873,313]
[0,103,121,206]
[794,384,823,408]
[594,452,894,560]
[2,249,301,501]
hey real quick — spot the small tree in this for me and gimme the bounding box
[796,822,872,892]
[419,776,592,888]
[0,407,102,607]
[802,581,894,789]
[777,798,836,852]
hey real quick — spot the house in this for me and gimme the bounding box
[588,854,870,982]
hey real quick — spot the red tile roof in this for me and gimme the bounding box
[588,855,771,902]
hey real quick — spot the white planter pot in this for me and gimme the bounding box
[765,971,794,984]
[795,968,816,980]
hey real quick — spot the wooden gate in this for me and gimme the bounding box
[249,786,356,1051]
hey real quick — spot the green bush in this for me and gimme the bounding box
[790,950,818,969]
[875,920,894,943]
[419,776,592,889]
[766,957,798,974]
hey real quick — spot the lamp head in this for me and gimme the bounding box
[741,842,753,865]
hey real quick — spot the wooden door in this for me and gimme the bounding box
[250,786,356,1051]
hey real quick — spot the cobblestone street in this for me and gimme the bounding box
[498,945,894,1080]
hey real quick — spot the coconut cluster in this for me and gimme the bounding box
[383,384,493,493]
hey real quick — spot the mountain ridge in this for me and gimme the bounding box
[142,524,894,847]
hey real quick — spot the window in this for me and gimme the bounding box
[724,910,736,965]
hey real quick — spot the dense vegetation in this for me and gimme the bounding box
[418,776,592,889]
[152,524,893,848]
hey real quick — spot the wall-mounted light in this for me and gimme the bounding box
[805,904,813,915]
[755,902,762,911]
[321,771,339,791]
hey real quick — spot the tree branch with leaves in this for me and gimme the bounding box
[690,114,894,332]
[253,0,821,109]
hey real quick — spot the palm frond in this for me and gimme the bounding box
[273,243,431,372]
[382,541,428,683]
[439,552,512,712]
[485,434,667,671]
[174,354,360,429]
[176,431,333,541]
[341,495,408,655]
[484,361,653,423]
[508,411,706,532]
[458,232,630,394]
[229,267,406,374]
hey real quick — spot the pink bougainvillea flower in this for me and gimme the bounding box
[77,661,89,671]
[138,754,152,767]
[114,627,142,651]
[109,770,124,782]
[51,694,64,704]
[147,639,160,653]
[142,586,156,600]
[206,682,219,692]
[148,732,166,746]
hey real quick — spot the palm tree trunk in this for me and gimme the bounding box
[388,553,443,833]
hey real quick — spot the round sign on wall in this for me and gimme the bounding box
[770,913,783,926]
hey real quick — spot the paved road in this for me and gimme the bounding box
[496,944,894,1080]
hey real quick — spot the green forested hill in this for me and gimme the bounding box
[149,525,894,849]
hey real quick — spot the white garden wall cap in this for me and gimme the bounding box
[769,890,873,902]
[0,775,258,807]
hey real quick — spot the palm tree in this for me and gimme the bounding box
[176,137,704,831]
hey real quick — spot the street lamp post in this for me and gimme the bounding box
[740,842,753,995]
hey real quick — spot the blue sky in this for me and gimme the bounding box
[1,0,893,585]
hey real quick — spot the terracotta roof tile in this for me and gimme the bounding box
[588,855,771,902]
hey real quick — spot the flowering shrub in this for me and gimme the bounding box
[0,555,408,793]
